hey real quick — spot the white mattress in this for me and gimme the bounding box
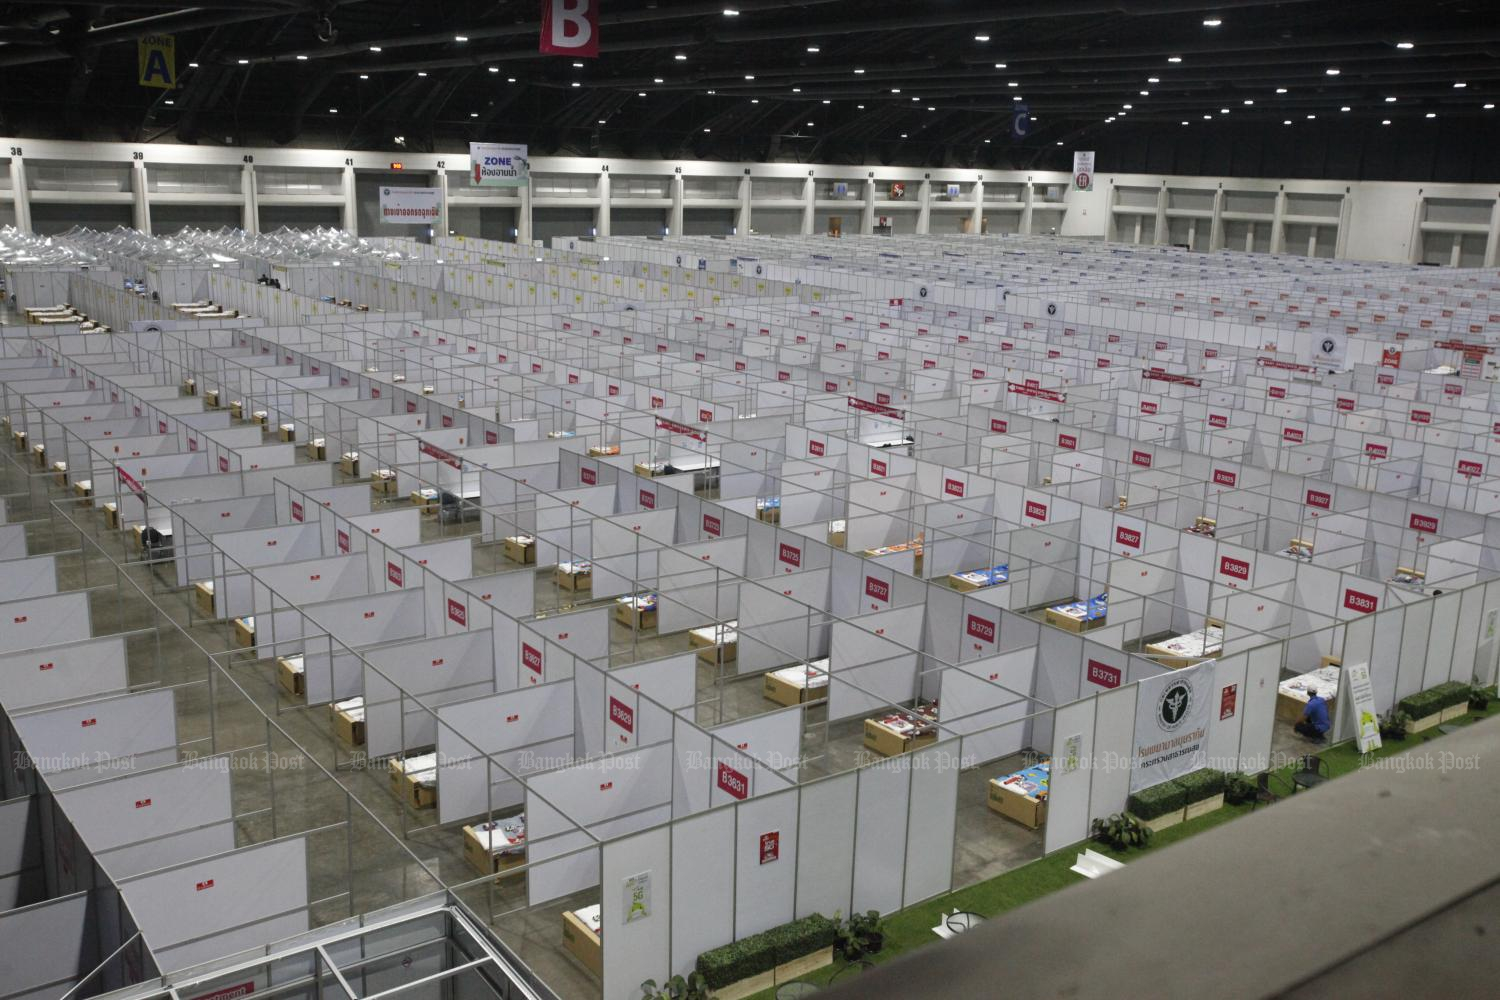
[572,903,601,936]
[769,659,829,689]
[333,696,365,721]
[1150,625,1224,658]
[690,621,738,644]
[1278,665,1340,703]
[473,814,526,854]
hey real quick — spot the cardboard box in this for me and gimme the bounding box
[12,430,26,453]
[182,378,196,396]
[52,462,68,488]
[561,910,602,978]
[194,581,215,618]
[411,490,438,514]
[332,705,365,746]
[504,536,536,565]
[204,389,220,409]
[615,600,657,631]
[764,671,826,707]
[370,472,396,496]
[827,527,846,549]
[757,506,781,525]
[229,400,243,420]
[586,445,619,457]
[988,778,1047,828]
[72,480,92,506]
[32,444,46,469]
[232,617,255,649]
[340,452,360,477]
[463,824,527,881]
[862,717,937,757]
[131,524,147,551]
[251,411,269,427]
[557,566,592,591]
[689,627,737,664]
[388,759,437,810]
[1044,608,1104,633]
[278,423,295,443]
[306,439,326,461]
[102,502,120,529]
[277,656,304,697]
[1275,692,1336,724]
[633,462,663,478]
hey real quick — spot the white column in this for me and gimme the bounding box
[1485,197,1500,268]
[802,174,815,235]
[1020,179,1035,235]
[131,160,151,233]
[1270,188,1288,255]
[241,163,259,234]
[1153,181,1168,245]
[861,178,875,235]
[971,178,984,234]
[342,164,358,237]
[1334,188,1353,260]
[735,173,751,235]
[596,170,611,237]
[10,156,31,233]
[436,168,450,238]
[1208,187,1225,251]
[518,182,532,244]
[916,177,932,235]
[669,172,684,235]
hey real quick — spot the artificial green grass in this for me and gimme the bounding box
[733,704,1497,1000]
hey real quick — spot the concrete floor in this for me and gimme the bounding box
[0,430,1047,1000]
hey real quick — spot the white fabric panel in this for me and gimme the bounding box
[1043,698,1097,854]
[55,761,231,853]
[601,825,673,1000]
[95,821,238,880]
[0,592,91,652]
[0,635,127,710]
[0,893,92,998]
[435,680,575,825]
[669,808,735,977]
[902,742,958,906]
[793,772,857,919]
[1088,685,1139,822]
[13,689,177,783]
[1204,652,1249,772]
[851,760,910,914]
[1239,644,1283,772]
[732,787,799,938]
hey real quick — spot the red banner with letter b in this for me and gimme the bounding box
[541,0,599,57]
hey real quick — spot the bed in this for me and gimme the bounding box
[340,451,361,477]
[863,702,939,757]
[1185,516,1216,538]
[277,654,305,697]
[828,519,847,548]
[1283,538,1314,561]
[987,760,1050,828]
[307,438,327,460]
[1276,660,1340,723]
[562,904,602,977]
[864,535,924,575]
[557,560,592,591]
[763,659,829,706]
[586,444,619,457]
[278,422,295,442]
[1045,594,1107,633]
[50,460,68,488]
[1390,566,1426,592]
[949,564,1009,592]
[193,579,216,618]
[463,814,526,880]
[1144,621,1224,669]
[331,696,365,745]
[689,620,737,664]
[232,616,255,649]
[388,753,438,810]
[756,496,781,524]
[615,593,658,630]
[503,534,536,564]
[370,469,397,496]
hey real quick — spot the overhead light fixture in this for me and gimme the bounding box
[418,71,428,77]
[1203,18,1222,27]
[1123,103,1133,109]
[823,99,831,104]
[470,112,479,117]
[1243,99,1254,105]
[1454,81,1468,88]
[638,91,646,97]
[1385,96,1397,102]
[1282,119,1291,125]
[723,8,739,15]
[751,98,759,103]
[1012,95,1022,101]
[1306,114,1316,119]
[674,53,687,61]
[507,77,515,82]
[1382,119,1392,125]
[1395,41,1414,49]
[703,127,711,132]
[911,96,919,101]
[806,121,814,126]
[1141,90,1150,96]
[1168,55,1182,63]
[857,104,864,109]
[597,118,605,124]
[1148,76,1159,83]
[654,77,664,83]
[891,88,901,93]
[974,34,990,42]
[369,46,381,52]
[329,107,338,113]
[927,106,935,111]
[1426,112,1437,118]
[744,74,755,80]
[1340,105,1351,112]
[806,45,820,52]
[1203,114,1212,120]
[900,132,908,138]
[1106,116,1115,122]
[359,74,369,79]
[1181,120,1189,125]
[706,89,716,94]
[296,55,308,61]
[1486,103,1496,110]
[854,68,865,74]
[164,99,174,105]
[454,35,468,42]
[188,61,199,68]
[1007,81,1018,87]
[572,62,583,68]
[1220,107,1229,113]
[1326,68,1340,76]
[488,66,499,73]
[994,62,1007,69]
[237,58,249,64]
[1275,87,1287,94]
[984,138,992,143]
[571,81,581,87]
[1055,140,1063,145]
[792,86,802,92]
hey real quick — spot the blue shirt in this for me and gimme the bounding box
[1304,695,1330,734]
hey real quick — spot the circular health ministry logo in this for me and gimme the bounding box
[1157,679,1194,730]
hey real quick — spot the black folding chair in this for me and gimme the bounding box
[1291,754,1330,792]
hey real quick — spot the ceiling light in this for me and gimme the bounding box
[1181,120,1189,125]
[1243,99,1254,105]
[1340,106,1351,112]
[806,45,820,53]
[911,96,919,101]
[639,92,646,97]
[1168,55,1182,63]
[1486,104,1496,110]
[1118,111,1126,116]
[703,127,711,132]
[751,98,759,103]
[1007,81,1018,87]
[164,99,174,105]
[1326,68,1340,76]
[1282,119,1291,125]
[488,66,499,72]
[900,132,908,137]
[1382,119,1392,125]
[329,107,338,113]
[1220,107,1230,113]
[237,58,249,65]
[1385,96,1397,102]
[454,35,468,42]
[1306,114,1316,119]
[1148,76,1160,83]
[674,53,687,61]
[507,77,515,82]
[1055,140,1063,145]
[369,46,381,52]
[654,77,664,83]
[744,74,755,80]
[994,62,1007,69]
[1203,18,1222,26]
[792,87,802,92]
[418,71,428,77]
[572,62,583,68]
[1454,82,1468,88]
[1395,41,1414,49]
[984,138,991,143]
[359,74,369,79]
[597,119,605,124]
[891,88,901,93]
[1106,117,1115,122]
[927,106,935,111]
[188,62,199,68]
[706,89,716,94]
[1426,112,1437,118]
[1203,114,1212,120]
[1276,87,1287,94]
[1141,90,1150,96]
[470,112,479,118]
[823,99,831,104]
[723,8,739,14]
[1123,103,1133,109]
[806,121,814,126]
[571,81,581,87]
[854,68,865,74]
[974,34,990,42]
[1012,95,1022,101]
[296,55,308,61]
[857,104,864,109]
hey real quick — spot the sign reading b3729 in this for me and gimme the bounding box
[138,34,176,90]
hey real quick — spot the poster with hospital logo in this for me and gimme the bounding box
[1130,663,1215,791]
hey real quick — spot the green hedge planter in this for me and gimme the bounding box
[1128,769,1227,828]
[1399,681,1471,732]
[695,914,837,1000]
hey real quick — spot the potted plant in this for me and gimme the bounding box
[1223,771,1257,806]
[1469,684,1495,712]
[835,910,886,961]
[1176,768,1227,819]
[1090,812,1152,851]
[1379,708,1412,742]
[1126,780,1187,832]
[641,972,708,1000]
